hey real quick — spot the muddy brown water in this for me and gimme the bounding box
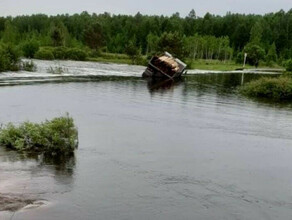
[0,60,292,220]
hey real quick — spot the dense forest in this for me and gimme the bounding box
[0,9,292,69]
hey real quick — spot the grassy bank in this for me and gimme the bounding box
[186,59,283,71]
[240,76,292,100]
[0,114,78,155]
[186,59,246,71]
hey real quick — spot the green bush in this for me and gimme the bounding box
[35,48,55,60]
[22,40,39,58]
[34,47,88,61]
[0,114,78,155]
[52,46,68,59]
[240,77,292,100]
[0,44,20,72]
[66,48,87,61]
[284,59,292,72]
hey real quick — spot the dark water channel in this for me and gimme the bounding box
[0,61,292,220]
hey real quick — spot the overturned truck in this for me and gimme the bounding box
[142,52,187,79]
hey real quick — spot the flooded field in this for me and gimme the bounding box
[1,60,292,220]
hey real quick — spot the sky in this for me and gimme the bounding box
[0,0,291,17]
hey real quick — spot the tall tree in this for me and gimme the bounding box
[83,22,104,50]
[2,20,19,44]
[250,21,263,44]
[50,21,68,47]
[266,42,277,63]
[157,32,184,57]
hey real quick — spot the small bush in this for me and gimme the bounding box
[22,40,39,58]
[0,114,78,155]
[66,48,87,61]
[20,60,37,72]
[240,77,292,100]
[0,44,20,72]
[35,48,55,60]
[52,46,68,59]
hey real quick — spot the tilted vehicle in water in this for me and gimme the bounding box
[142,52,187,79]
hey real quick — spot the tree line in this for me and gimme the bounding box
[0,9,292,66]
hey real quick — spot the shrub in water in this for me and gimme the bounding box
[66,48,87,61]
[0,114,78,155]
[20,60,37,72]
[35,48,55,60]
[240,77,292,100]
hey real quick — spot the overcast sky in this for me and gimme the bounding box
[0,0,291,17]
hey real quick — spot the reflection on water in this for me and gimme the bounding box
[0,147,75,203]
[0,148,76,176]
[0,61,292,220]
[146,78,184,93]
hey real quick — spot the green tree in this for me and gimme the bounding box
[50,21,68,47]
[266,42,277,63]
[157,32,184,57]
[125,40,141,64]
[244,43,265,67]
[250,21,263,44]
[2,20,19,44]
[146,33,159,54]
[83,22,104,50]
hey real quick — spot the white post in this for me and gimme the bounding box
[243,53,247,68]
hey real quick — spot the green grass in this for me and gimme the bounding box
[186,59,283,71]
[187,59,251,71]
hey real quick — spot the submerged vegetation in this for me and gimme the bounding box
[20,60,37,72]
[0,115,78,155]
[47,65,68,74]
[240,77,292,100]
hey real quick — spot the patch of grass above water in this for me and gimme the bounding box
[0,114,78,156]
[186,59,249,71]
[240,76,292,100]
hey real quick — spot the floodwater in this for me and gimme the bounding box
[0,60,292,220]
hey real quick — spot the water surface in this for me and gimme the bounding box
[0,60,292,220]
